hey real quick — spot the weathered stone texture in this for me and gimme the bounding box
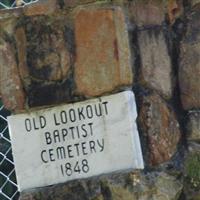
[187,111,200,142]
[191,0,200,7]
[138,92,180,166]
[22,16,71,82]
[0,39,25,111]
[128,0,165,26]
[179,8,200,110]
[61,0,96,8]
[74,7,133,97]
[13,15,74,107]
[20,172,182,200]
[138,29,173,99]
[23,0,57,16]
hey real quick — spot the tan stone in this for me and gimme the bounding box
[138,29,173,99]
[74,7,133,96]
[0,39,25,111]
[15,27,29,86]
[138,92,181,166]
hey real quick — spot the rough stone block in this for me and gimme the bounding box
[179,8,200,110]
[61,0,96,8]
[138,92,181,166]
[191,0,200,7]
[0,39,25,111]
[187,111,200,142]
[20,17,71,82]
[74,7,133,97]
[138,29,173,99]
[128,0,183,26]
[128,0,166,26]
[20,172,182,200]
[14,15,74,107]
[23,0,57,16]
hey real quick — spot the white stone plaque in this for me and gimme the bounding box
[8,91,144,191]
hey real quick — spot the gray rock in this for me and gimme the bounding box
[138,29,173,99]
[187,111,200,142]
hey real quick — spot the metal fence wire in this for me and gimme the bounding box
[0,0,37,9]
[1,0,40,199]
[0,101,19,200]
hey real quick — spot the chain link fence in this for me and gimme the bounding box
[0,102,19,200]
[0,0,40,198]
[0,0,37,9]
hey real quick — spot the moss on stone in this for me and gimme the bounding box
[185,152,200,189]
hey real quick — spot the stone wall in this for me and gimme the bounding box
[0,0,199,199]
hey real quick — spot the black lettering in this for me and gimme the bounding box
[77,107,85,120]
[89,141,96,153]
[61,128,68,141]
[53,113,60,126]
[56,146,66,160]
[102,101,108,115]
[33,118,39,130]
[45,132,52,145]
[25,118,31,132]
[69,109,76,122]
[67,145,73,158]
[97,139,104,152]
[49,149,55,162]
[39,116,46,129]
[60,111,67,124]
[88,122,93,136]
[81,124,87,137]
[86,105,93,119]
[95,103,102,116]
[76,125,80,139]
[74,143,80,156]
[53,130,60,143]
[69,127,75,139]
[81,142,87,155]
[41,150,48,163]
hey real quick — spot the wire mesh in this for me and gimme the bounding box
[0,0,38,9]
[0,101,19,200]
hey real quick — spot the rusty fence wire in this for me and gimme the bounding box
[0,101,19,200]
[0,0,37,9]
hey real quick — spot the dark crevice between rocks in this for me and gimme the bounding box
[27,71,74,107]
[129,25,149,171]
[57,0,65,9]
[163,5,188,171]
[100,181,112,200]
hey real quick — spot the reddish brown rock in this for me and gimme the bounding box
[0,39,25,111]
[23,0,57,16]
[138,92,181,166]
[62,0,95,8]
[167,0,183,24]
[74,7,133,96]
[138,29,173,99]
[179,8,200,110]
